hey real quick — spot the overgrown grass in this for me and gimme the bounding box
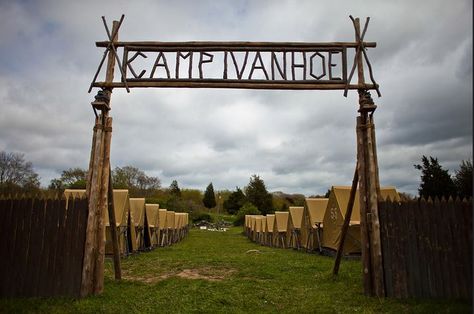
[1,227,470,313]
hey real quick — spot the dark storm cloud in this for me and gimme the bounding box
[0,0,471,196]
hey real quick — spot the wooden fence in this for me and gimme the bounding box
[379,198,472,299]
[0,197,88,298]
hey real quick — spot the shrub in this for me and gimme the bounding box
[234,202,260,226]
[191,212,213,223]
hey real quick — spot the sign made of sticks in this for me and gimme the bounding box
[90,15,380,96]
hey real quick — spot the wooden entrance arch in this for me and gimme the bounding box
[83,15,384,297]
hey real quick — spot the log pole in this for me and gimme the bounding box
[81,20,120,297]
[333,167,358,275]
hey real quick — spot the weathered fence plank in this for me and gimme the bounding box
[380,198,472,299]
[0,197,88,298]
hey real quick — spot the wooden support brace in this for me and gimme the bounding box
[333,167,358,275]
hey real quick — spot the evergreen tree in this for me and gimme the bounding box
[414,155,456,199]
[169,180,181,197]
[202,182,217,209]
[223,187,247,214]
[454,159,473,199]
[244,174,273,215]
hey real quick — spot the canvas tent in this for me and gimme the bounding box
[260,216,267,245]
[105,190,138,255]
[158,209,167,246]
[175,213,186,242]
[254,216,263,243]
[130,198,152,250]
[245,215,256,239]
[287,207,304,249]
[273,211,289,248]
[64,189,86,208]
[247,215,256,241]
[301,198,328,252]
[64,189,137,255]
[265,214,275,246]
[145,204,160,248]
[165,211,175,245]
[323,186,400,255]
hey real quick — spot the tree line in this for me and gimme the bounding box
[1,150,471,221]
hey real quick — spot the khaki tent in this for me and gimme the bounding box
[264,214,275,246]
[175,213,187,242]
[130,198,151,250]
[145,204,160,248]
[273,211,289,248]
[64,189,138,254]
[63,189,86,209]
[245,215,257,238]
[323,186,400,255]
[287,206,304,249]
[165,211,175,245]
[247,215,257,241]
[260,216,267,245]
[255,216,264,243]
[158,209,167,246]
[106,190,138,254]
[301,198,328,252]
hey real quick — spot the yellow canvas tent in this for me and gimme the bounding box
[260,216,267,245]
[130,198,151,250]
[105,190,138,255]
[180,213,188,241]
[244,215,250,235]
[301,198,328,252]
[245,215,257,239]
[273,211,289,248]
[287,206,304,249]
[323,186,400,255]
[254,216,263,243]
[63,189,86,209]
[158,209,167,246]
[175,213,186,242]
[145,204,160,248]
[165,211,175,245]
[64,189,138,254]
[247,215,256,241]
[265,214,275,246]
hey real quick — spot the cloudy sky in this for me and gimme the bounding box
[0,0,471,196]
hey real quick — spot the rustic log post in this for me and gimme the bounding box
[81,117,104,297]
[333,167,358,275]
[357,115,373,294]
[353,16,385,297]
[81,20,121,297]
[93,116,111,294]
[365,115,385,297]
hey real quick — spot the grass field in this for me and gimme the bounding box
[0,227,471,313]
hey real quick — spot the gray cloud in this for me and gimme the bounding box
[0,0,471,196]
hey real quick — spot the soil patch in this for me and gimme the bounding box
[122,267,236,284]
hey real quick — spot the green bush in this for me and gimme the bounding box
[234,202,260,226]
[191,212,213,223]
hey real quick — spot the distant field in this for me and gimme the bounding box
[0,227,470,313]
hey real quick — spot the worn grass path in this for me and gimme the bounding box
[0,227,471,313]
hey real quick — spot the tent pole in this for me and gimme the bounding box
[333,166,359,275]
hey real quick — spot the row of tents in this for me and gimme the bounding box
[64,189,189,256]
[244,186,400,255]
